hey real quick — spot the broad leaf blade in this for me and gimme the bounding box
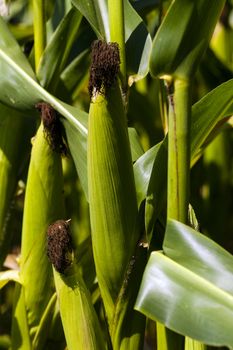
[150,0,225,79]
[38,7,83,92]
[71,0,109,39]
[124,0,152,84]
[163,220,233,295]
[136,251,233,347]
[136,220,233,347]
[191,78,233,165]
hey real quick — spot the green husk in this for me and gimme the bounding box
[53,266,106,350]
[88,85,139,320]
[11,122,64,348]
[88,83,146,348]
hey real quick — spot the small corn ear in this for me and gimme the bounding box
[12,122,64,348]
[53,266,106,350]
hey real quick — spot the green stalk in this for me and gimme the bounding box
[167,79,191,223]
[108,0,127,91]
[33,0,46,72]
[185,337,207,350]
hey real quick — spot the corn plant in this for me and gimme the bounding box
[0,0,233,349]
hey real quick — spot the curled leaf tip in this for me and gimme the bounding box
[47,219,73,274]
[35,102,68,156]
[88,40,120,98]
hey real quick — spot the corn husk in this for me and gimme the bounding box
[11,123,64,348]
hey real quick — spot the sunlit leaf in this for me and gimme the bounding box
[150,0,225,79]
[136,220,233,348]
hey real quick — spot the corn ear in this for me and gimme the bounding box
[12,122,64,348]
[53,266,106,350]
[88,85,140,321]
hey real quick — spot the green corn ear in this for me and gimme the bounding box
[11,122,64,348]
[53,265,106,350]
[88,85,140,321]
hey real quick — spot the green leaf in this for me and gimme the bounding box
[0,18,89,193]
[124,0,152,84]
[0,17,38,110]
[191,78,233,165]
[58,49,91,101]
[163,220,233,295]
[71,0,152,82]
[71,0,109,39]
[134,142,161,206]
[150,0,225,79]
[0,17,87,129]
[38,7,83,93]
[128,127,144,161]
[135,220,233,348]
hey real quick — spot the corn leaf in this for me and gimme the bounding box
[37,7,83,93]
[71,0,109,40]
[150,0,225,79]
[71,0,152,82]
[58,49,91,102]
[191,78,233,165]
[136,220,233,347]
